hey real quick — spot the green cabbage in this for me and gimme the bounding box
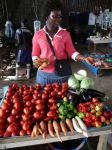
[68,75,80,89]
[74,70,87,81]
[80,77,94,89]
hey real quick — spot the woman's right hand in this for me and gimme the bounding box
[33,58,49,69]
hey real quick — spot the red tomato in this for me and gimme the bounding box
[0,130,5,136]
[7,122,19,133]
[35,99,45,104]
[36,84,41,90]
[22,114,31,121]
[27,129,32,135]
[7,116,16,123]
[0,109,8,117]
[22,121,31,131]
[2,103,9,110]
[48,98,55,104]
[19,130,26,136]
[41,93,48,100]
[12,131,19,136]
[47,111,57,118]
[3,131,11,138]
[25,101,33,107]
[23,107,30,114]
[36,104,45,111]
[14,102,22,110]
[11,108,19,116]
[92,98,99,103]
[29,85,35,93]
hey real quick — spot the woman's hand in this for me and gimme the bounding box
[84,56,94,65]
[33,58,49,69]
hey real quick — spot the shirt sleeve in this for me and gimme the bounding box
[65,31,77,58]
[32,32,41,58]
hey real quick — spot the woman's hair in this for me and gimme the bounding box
[41,0,63,25]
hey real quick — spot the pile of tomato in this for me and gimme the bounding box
[0,83,68,137]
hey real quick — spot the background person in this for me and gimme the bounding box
[15,18,33,79]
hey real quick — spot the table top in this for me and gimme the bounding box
[87,38,112,44]
[0,126,112,149]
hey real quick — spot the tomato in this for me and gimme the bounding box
[36,84,41,90]
[23,95,32,101]
[13,98,20,103]
[41,93,48,100]
[44,116,51,122]
[48,98,55,104]
[20,120,24,126]
[29,106,35,112]
[3,131,11,138]
[0,130,5,136]
[0,117,6,123]
[22,121,31,131]
[7,116,16,123]
[50,91,56,98]
[50,104,57,111]
[11,108,19,115]
[33,94,38,100]
[36,104,45,111]
[19,130,26,136]
[22,84,28,90]
[14,102,22,110]
[34,90,39,95]
[92,98,99,103]
[47,111,57,118]
[25,101,33,107]
[35,99,45,105]
[22,114,31,121]
[29,85,35,93]
[7,122,19,133]
[0,124,6,131]
[12,131,19,136]
[0,109,8,117]
[4,99,11,105]
[27,129,32,135]
[33,111,46,119]
[23,107,30,114]
[12,83,19,89]
[2,103,10,110]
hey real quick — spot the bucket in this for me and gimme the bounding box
[48,138,87,150]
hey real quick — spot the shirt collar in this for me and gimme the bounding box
[43,26,65,40]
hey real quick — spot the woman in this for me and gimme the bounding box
[32,0,94,85]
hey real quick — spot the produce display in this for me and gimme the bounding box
[0,70,112,142]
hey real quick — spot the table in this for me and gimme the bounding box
[0,126,112,150]
[87,37,112,53]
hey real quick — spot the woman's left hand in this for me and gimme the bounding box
[84,56,95,65]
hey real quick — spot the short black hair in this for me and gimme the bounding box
[41,0,63,24]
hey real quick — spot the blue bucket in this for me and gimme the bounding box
[49,138,87,150]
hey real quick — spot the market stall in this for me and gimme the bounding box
[0,71,112,150]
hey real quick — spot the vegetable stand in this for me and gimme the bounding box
[0,84,112,150]
[0,126,112,150]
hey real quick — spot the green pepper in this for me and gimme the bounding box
[78,112,85,119]
[58,105,68,115]
[66,113,74,119]
[67,104,74,111]
[59,115,66,120]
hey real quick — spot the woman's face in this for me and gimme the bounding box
[47,10,62,28]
